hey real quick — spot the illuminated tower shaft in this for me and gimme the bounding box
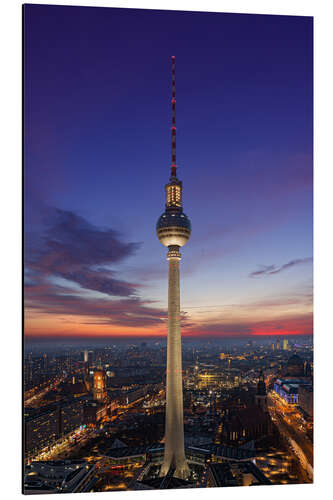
[159,246,189,478]
[157,56,191,480]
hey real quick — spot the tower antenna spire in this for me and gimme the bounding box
[171,56,177,178]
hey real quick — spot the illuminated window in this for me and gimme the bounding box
[166,184,182,207]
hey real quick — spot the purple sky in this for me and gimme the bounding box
[24,5,313,338]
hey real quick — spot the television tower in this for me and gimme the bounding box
[156,56,191,479]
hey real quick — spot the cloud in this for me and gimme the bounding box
[25,207,313,336]
[25,280,165,327]
[26,208,140,297]
[24,209,197,331]
[182,313,313,337]
[25,280,193,330]
[249,257,313,278]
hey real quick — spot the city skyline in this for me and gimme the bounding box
[23,335,314,490]
[24,5,313,340]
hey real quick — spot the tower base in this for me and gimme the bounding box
[159,456,190,480]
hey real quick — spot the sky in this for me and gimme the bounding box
[24,4,313,340]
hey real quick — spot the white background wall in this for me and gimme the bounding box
[1,1,331,499]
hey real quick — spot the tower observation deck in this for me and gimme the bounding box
[156,56,191,480]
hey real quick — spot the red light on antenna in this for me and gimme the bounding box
[171,56,175,59]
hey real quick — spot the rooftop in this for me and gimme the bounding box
[104,442,255,462]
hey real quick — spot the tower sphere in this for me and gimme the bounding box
[156,209,191,247]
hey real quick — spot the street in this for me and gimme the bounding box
[268,392,313,481]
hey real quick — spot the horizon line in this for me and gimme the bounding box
[24,333,313,342]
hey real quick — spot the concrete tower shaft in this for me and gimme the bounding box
[159,247,190,479]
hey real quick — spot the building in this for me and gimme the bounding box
[276,339,281,350]
[128,442,260,489]
[122,386,146,406]
[274,381,299,404]
[255,370,268,412]
[24,460,97,494]
[281,350,305,378]
[106,442,256,469]
[197,370,221,390]
[93,370,107,401]
[298,384,313,418]
[84,403,103,425]
[222,407,272,445]
[273,378,312,405]
[42,353,48,373]
[304,360,312,378]
[59,399,85,436]
[207,461,271,487]
[156,56,191,480]
[25,398,88,460]
[59,379,89,398]
[82,349,90,378]
[283,339,289,351]
[25,353,34,388]
[24,406,61,460]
